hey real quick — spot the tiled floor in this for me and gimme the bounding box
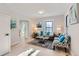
[5,39,69,56]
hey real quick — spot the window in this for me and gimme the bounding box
[45,21,53,35]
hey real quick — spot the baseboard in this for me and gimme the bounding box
[11,41,20,47]
[70,50,78,56]
[70,50,74,56]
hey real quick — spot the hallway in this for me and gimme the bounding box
[5,39,68,56]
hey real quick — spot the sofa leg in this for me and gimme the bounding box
[65,48,67,53]
[53,46,55,50]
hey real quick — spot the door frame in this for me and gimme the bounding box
[19,20,29,39]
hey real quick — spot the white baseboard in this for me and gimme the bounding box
[70,50,78,56]
[11,41,20,46]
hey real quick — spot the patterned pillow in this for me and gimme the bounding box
[59,35,65,42]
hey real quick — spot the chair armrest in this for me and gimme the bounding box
[54,37,59,40]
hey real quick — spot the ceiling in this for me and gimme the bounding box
[0,3,68,19]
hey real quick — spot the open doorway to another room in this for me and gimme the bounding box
[19,20,29,44]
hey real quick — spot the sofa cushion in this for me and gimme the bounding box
[59,35,65,42]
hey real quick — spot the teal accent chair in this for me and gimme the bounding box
[52,35,71,53]
[46,32,50,36]
[40,31,43,36]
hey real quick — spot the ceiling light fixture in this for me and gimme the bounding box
[38,11,44,14]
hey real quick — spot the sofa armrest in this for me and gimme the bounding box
[54,37,59,40]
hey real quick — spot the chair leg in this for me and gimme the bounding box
[53,46,55,50]
[65,48,67,53]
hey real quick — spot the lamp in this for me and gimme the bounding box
[56,25,62,34]
[32,25,37,32]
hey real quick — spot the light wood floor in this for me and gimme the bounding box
[5,39,69,56]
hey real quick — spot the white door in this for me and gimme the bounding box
[0,14,10,55]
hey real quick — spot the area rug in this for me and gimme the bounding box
[28,39,53,50]
[18,48,40,56]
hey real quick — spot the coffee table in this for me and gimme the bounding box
[37,36,49,44]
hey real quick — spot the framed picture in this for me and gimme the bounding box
[66,15,68,35]
[66,15,68,27]
[66,14,70,27]
[10,19,16,29]
[69,4,78,25]
[37,22,42,28]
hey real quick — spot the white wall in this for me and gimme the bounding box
[30,15,64,35]
[11,18,20,45]
[68,24,79,56]
[0,12,31,46]
[11,17,30,46]
[64,3,79,56]
[53,15,64,33]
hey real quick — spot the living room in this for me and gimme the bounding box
[30,15,65,50]
[8,3,69,56]
[0,3,79,56]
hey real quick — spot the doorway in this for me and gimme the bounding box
[20,20,29,41]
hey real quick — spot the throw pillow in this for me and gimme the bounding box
[59,35,65,42]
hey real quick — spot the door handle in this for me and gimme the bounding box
[5,33,9,36]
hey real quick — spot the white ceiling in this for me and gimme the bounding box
[0,3,68,19]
